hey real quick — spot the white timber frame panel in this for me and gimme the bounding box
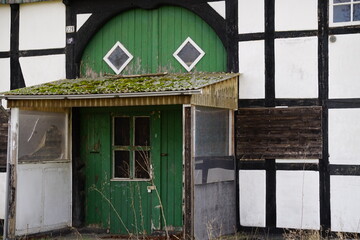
[275,37,318,99]
[331,176,360,233]
[275,0,318,31]
[0,5,11,52]
[329,109,360,165]
[19,1,66,50]
[276,171,320,230]
[19,55,66,87]
[76,13,93,32]
[329,34,360,99]
[207,1,226,19]
[238,40,265,99]
[239,170,266,227]
[238,0,264,34]
[0,58,10,107]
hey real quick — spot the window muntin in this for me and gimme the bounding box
[112,116,151,180]
[18,110,68,163]
[331,0,360,25]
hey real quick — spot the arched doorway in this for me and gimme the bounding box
[80,6,227,76]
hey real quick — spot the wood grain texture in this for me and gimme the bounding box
[236,107,322,160]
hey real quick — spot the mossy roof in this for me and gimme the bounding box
[3,73,239,96]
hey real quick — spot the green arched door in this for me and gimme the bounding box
[80,6,227,76]
[80,6,227,236]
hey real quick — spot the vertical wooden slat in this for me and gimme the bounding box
[184,107,193,239]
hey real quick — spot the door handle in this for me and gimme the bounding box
[161,153,168,157]
[147,185,156,193]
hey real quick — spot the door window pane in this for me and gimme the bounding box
[135,117,150,146]
[114,117,130,146]
[134,151,150,179]
[114,151,130,178]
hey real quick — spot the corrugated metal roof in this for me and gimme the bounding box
[3,72,239,96]
[0,0,52,4]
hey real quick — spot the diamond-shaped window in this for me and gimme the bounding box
[173,37,205,72]
[103,41,133,74]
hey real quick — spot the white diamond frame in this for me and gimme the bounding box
[173,37,205,72]
[103,41,134,74]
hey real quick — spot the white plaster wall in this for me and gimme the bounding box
[207,1,226,19]
[275,0,317,31]
[239,170,266,227]
[19,54,66,87]
[276,159,318,164]
[329,34,360,99]
[238,0,264,34]
[329,109,360,165]
[19,1,65,50]
[76,13,92,32]
[16,162,71,235]
[275,37,318,99]
[276,171,320,230]
[0,58,10,107]
[239,40,265,99]
[0,5,11,51]
[0,173,6,219]
[331,176,360,233]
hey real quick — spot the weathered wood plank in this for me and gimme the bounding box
[236,107,323,160]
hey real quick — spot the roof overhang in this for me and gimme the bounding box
[2,73,239,110]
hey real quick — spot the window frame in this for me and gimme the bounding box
[111,115,152,181]
[330,0,360,27]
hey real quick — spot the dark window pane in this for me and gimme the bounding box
[108,46,130,71]
[334,5,351,22]
[114,117,130,146]
[135,117,150,146]
[334,0,350,3]
[135,151,150,179]
[114,151,130,178]
[354,4,360,20]
[177,42,201,67]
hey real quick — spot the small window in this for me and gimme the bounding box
[331,0,360,25]
[112,116,151,180]
[103,41,133,74]
[173,37,205,72]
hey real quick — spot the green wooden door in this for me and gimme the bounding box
[80,106,183,235]
[80,6,226,76]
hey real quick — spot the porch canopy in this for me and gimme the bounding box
[1,72,239,110]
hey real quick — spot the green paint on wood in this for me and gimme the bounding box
[80,6,226,76]
[80,105,183,234]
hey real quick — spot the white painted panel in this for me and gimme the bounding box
[275,37,318,98]
[239,170,266,227]
[19,1,65,50]
[275,0,317,31]
[15,163,72,235]
[276,171,320,230]
[16,166,43,231]
[0,173,7,219]
[329,109,360,165]
[329,34,360,98]
[43,167,71,226]
[331,176,360,233]
[76,13,92,31]
[207,1,226,19]
[20,54,66,87]
[238,0,264,34]
[239,40,265,99]
[0,5,11,51]
[0,58,10,108]
[276,159,319,164]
